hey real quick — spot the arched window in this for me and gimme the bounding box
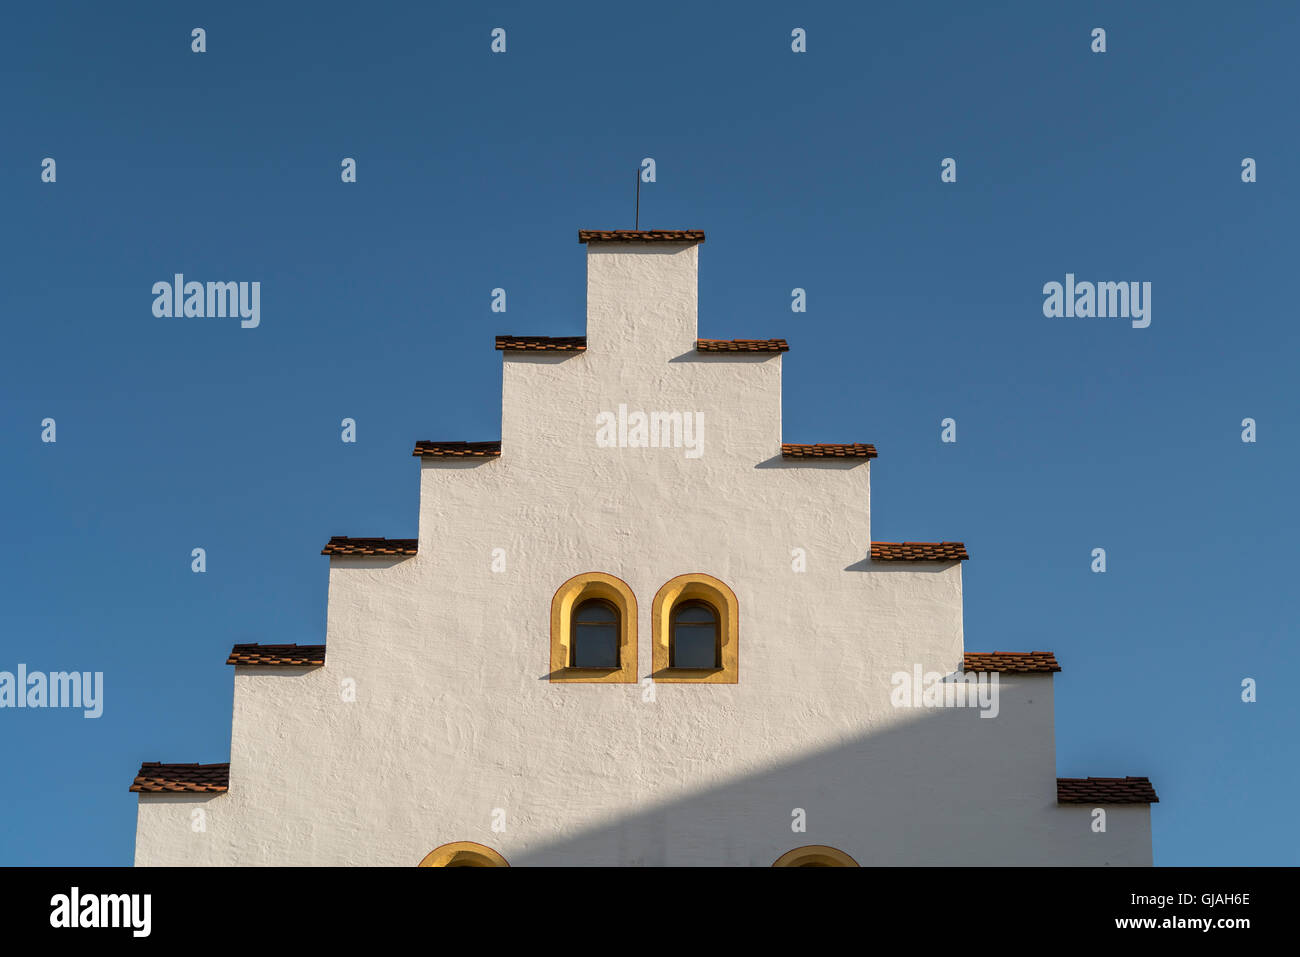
[549,572,637,683]
[651,574,739,683]
[670,600,720,669]
[572,598,620,668]
[419,841,509,867]
[772,845,859,867]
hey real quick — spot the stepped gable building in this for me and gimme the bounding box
[131,229,1156,866]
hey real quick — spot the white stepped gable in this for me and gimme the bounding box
[131,230,1154,866]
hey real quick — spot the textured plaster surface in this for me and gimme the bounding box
[135,243,1153,866]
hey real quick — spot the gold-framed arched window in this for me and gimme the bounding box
[419,841,510,867]
[772,845,860,867]
[651,573,738,683]
[549,572,637,683]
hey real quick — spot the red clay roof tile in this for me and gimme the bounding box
[412,441,502,458]
[697,339,789,353]
[579,229,704,244]
[321,537,418,556]
[1057,777,1159,804]
[782,443,878,459]
[130,762,230,794]
[495,336,587,352]
[871,542,970,561]
[963,651,1060,673]
[226,644,326,667]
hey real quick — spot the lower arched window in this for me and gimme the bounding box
[772,845,859,867]
[419,841,509,867]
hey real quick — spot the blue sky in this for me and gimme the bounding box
[1,1,1296,866]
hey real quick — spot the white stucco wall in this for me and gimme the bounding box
[133,240,1153,866]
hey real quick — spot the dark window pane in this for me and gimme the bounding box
[573,600,619,667]
[672,625,717,668]
[574,623,618,667]
[671,601,719,668]
[575,601,617,625]
[674,603,716,625]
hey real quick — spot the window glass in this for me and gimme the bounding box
[671,601,718,668]
[573,600,619,667]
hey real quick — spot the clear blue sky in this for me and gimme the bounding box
[1,1,1296,866]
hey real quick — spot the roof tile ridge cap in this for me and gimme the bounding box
[578,228,705,243]
[412,440,502,456]
[321,537,419,555]
[697,337,789,343]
